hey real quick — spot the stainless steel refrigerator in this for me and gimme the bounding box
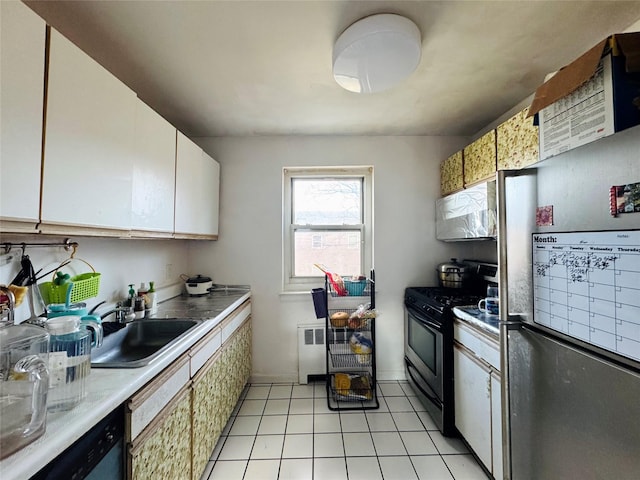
[498,125,640,480]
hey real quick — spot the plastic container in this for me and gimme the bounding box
[44,316,101,411]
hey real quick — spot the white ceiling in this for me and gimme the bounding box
[25,1,640,137]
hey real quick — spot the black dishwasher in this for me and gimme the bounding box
[31,405,124,480]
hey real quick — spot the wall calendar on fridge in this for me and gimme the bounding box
[532,230,640,362]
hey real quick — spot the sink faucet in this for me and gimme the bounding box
[90,301,135,324]
[0,285,15,327]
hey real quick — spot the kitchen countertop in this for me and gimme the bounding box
[452,306,500,339]
[0,288,250,480]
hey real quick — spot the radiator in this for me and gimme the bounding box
[297,323,326,384]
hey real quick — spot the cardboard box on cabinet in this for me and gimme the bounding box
[529,32,640,161]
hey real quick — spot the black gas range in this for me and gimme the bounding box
[403,262,497,437]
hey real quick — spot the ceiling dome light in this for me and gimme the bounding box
[332,13,422,94]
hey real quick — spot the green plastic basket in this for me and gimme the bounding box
[39,258,101,305]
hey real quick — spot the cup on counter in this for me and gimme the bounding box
[478,285,499,315]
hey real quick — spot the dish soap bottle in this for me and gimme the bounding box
[127,284,136,308]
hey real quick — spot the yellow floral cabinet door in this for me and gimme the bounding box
[233,320,252,399]
[496,107,539,170]
[440,151,464,196]
[191,317,252,480]
[464,130,497,186]
[128,387,192,480]
[192,350,225,480]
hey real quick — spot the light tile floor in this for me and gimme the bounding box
[201,381,490,480]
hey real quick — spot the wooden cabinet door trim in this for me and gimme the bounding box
[220,300,251,344]
[191,348,223,385]
[128,384,191,453]
[189,326,222,377]
[454,340,492,372]
[454,321,500,371]
[127,354,190,441]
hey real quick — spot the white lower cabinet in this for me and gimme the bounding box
[454,321,502,479]
[454,344,493,468]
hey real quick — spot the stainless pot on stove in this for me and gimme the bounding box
[436,258,470,289]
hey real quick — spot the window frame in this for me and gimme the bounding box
[282,166,373,292]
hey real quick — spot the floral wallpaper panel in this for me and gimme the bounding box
[497,107,539,170]
[464,130,497,186]
[440,150,464,196]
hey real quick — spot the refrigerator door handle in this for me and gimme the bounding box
[501,317,524,330]
[500,319,513,480]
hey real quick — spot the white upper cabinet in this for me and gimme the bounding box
[41,29,136,234]
[0,2,46,230]
[175,132,201,236]
[131,99,176,235]
[175,132,219,238]
[201,151,220,237]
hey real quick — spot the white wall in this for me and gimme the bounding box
[0,234,189,323]
[189,135,487,382]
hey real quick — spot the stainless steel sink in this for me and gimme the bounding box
[91,319,201,368]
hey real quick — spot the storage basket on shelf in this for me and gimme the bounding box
[331,373,374,401]
[344,278,367,296]
[39,257,101,305]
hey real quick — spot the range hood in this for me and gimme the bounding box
[436,180,497,241]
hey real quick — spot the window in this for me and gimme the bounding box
[348,233,359,249]
[283,167,373,291]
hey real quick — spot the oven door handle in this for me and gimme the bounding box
[405,357,441,406]
[407,307,443,333]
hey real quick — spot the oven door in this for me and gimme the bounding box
[404,305,444,401]
[404,304,456,435]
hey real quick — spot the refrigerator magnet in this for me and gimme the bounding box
[536,205,553,226]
